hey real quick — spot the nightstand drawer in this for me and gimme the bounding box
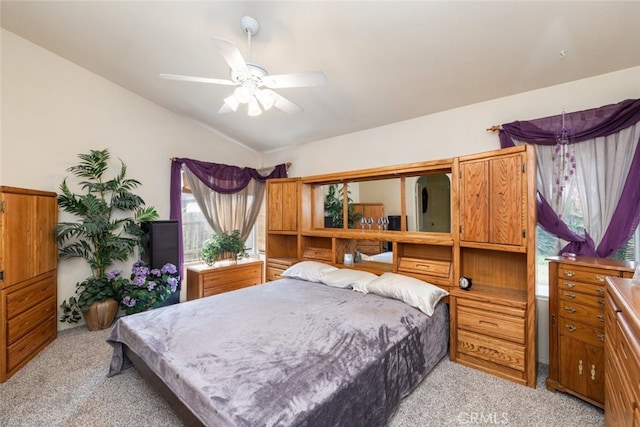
[457,329,525,371]
[458,305,525,344]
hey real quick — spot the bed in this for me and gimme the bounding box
[107,263,449,427]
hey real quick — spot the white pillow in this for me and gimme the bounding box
[320,268,378,290]
[281,261,338,283]
[362,272,448,316]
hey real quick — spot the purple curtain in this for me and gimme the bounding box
[170,159,288,273]
[499,98,640,257]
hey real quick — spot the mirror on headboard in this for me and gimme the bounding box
[350,174,451,233]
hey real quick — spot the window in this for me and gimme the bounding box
[535,184,640,296]
[180,192,258,264]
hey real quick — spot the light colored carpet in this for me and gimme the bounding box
[0,326,604,427]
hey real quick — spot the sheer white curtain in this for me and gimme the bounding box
[576,123,639,245]
[183,166,267,241]
[515,120,640,248]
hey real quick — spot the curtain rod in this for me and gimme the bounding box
[486,125,501,132]
[170,158,292,169]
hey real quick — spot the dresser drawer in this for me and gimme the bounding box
[558,266,620,285]
[559,316,605,346]
[6,318,56,372]
[5,273,56,319]
[559,290,605,310]
[457,329,525,371]
[7,297,56,345]
[559,279,606,297]
[616,314,640,395]
[202,264,262,297]
[559,300,605,327]
[458,305,525,344]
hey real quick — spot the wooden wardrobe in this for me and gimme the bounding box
[0,186,58,382]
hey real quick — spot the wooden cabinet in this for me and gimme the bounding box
[604,276,640,426]
[267,178,298,232]
[547,256,636,408]
[459,150,525,246]
[186,259,264,300]
[452,145,537,387]
[0,186,58,383]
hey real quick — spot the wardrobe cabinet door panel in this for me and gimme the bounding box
[489,154,523,246]
[460,161,488,243]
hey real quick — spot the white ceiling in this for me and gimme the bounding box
[2,1,639,153]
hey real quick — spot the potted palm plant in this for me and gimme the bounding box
[57,149,159,330]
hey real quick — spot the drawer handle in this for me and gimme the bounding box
[479,320,499,328]
[565,282,575,288]
[597,314,605,322]
[565,293,576,299]
[591,365,596,381]
[564,270,575,277]
[578,360,583,375]
[596,287,605,295]
[598,334,605,342]
[598,298,604,307]
[596,275,605,282]
[565,306,577,314]
[565,324,577,332]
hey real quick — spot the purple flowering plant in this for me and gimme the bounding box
[116,260,180,315]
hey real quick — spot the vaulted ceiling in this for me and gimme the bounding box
[2,1,639,153]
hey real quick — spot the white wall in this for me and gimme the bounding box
[1,29,261,330]
[264,66,640,364]
[265,66,640,177]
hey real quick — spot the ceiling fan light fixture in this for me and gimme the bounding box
[234,84,254,104]
[247,97,262,116]
[256,89,276,111]
[223,95,240,111]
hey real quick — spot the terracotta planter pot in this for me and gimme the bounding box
[83,298,118,331]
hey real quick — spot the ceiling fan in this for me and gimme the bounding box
[160,16,327,117]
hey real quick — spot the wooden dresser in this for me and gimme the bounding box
[186,259,264,300]
[0,186,58,383]
[605,276,640,426]
[546,256,636,408]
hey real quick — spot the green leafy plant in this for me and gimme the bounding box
[56,149,159,323]
[324,184,363,229]
[201,230,248,264]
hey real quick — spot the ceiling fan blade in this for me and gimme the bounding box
[263,71,327,89]
[212,37,249,75]
[272,92,303,115]
[160,74,236,86]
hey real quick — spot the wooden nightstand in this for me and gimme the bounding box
[186,259,264,300]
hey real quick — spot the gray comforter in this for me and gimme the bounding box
[107,278,449,427]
